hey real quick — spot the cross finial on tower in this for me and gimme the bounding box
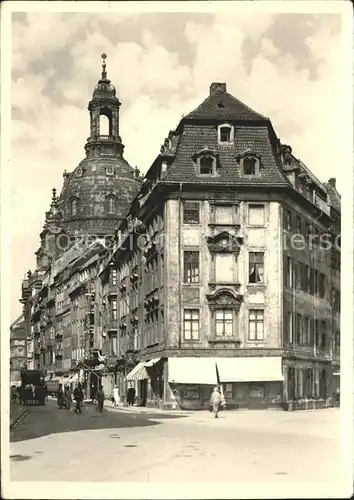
[101,52,107,79]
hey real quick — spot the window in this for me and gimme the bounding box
[183,309,199,341]
[320,320,327,348]
[112,269,117,286]
[249,309,264,341]
[215,310,233,337]
[71,198,78,216]
[183,202,200,224]
[309,268,315,295]
[183,251,199,283]
[243,157,257,175]
[284,210,292,231]
[304,221,310,240]
[303,317,310,345]
[215,253,234,283]
[295,215,302,234]
[315,319,320,347]
[248,204,265,225]
[215,205,234,225]
[107,195,116,215]
[285,257,292,288]
[303,264,310,293]
[109,334,117,355]
[249,252,264,284]
[199,156,214,175]
[286,311,293,343]
[334,331,340,352]
[295,314,301,344]
[111,300,117,320]
[319,273,325,298]
[219,125,232,143]
[294,261,301,290]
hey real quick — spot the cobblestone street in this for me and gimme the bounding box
[10,400,342,486]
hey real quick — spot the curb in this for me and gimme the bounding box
[10,409,29,431]
[104,404,193,417]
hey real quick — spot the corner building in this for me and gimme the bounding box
[105,82,341,410]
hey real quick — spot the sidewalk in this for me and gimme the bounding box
[102,399,194,416]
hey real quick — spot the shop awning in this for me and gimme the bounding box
[217,357,284,382]
[125,362,148,381]
[168,357,284,385]
[145,358,161,368]
[168,358,218,385]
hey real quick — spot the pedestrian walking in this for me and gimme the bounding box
[113,385,120,406]
[57,385,64,409]
[96,386,105,413]
[74,383,84,415]
[127,386,136,406]
[210,386,222,418]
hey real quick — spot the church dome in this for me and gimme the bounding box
[93,81,117,99]
[58,156,141,237]
[56,53,142,237]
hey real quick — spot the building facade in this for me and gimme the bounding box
[99,82,341,410]
[19,56,140,392]
[10,315,27,384]
[17,71,340,411]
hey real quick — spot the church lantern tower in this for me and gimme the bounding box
[57,54,142,238]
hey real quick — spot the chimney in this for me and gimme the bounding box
[210,82,227,95]
[328,177,336,189]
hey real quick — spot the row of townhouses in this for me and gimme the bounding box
[16,57,341,410]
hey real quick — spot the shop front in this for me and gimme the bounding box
[125,358,164,407]
[167,356,284,410]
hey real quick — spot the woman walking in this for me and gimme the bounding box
[210,386,222,418]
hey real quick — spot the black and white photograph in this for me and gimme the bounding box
[1,1,353,499]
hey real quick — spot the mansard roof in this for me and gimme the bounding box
[163,123,289,187]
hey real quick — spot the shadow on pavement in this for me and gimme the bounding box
[10,400,187,443]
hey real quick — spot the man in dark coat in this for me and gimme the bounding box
[73,383,84,414]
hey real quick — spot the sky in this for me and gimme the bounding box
[9,7,348,320]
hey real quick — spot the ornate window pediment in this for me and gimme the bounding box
[235,148,262,176]
[206,289,243,311]
[206,231,243,253]
[192,147,219,176]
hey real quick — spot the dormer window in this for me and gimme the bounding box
[236,150,261,177]
[218,123,234,144]
[192,147,218,176]
[200,156,214,175]
[243,157,256,175]
[71,198,78,216]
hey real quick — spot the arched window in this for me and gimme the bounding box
[243,157,257,175]
[99,107,113,136]
[71,198,78,216]
[107,195,116,215]
[199,156,215,175]
[99,114,110,135]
